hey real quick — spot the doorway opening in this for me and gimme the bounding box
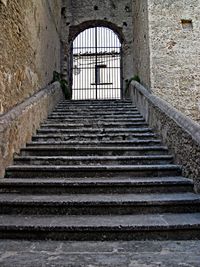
[72,27,122,100]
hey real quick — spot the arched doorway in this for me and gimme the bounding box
[72,27,122,100]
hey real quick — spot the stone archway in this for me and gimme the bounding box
[68,20,125,44]
[61,20,131,98]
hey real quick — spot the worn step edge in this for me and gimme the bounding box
[13,155,173,166]
[54,109,138,112]
[56,103,135,106]
[0,177,192,185]
[37,128,154,133]
[1,192,199,204]
[14,155,173,161]
[26,140,162,147]
[1,196,200,215]
[0,213,200,240]
[5,165,182,178]
[0,177,194,194]
[45,119,145,123]
[40,123,148,128]
[0,177,194,195]
[32,133,157,138]
[21,146,169,151]
[59,100,133,103]
[48,115,143,118]
[51,112,141,116]
[6,164,182,172]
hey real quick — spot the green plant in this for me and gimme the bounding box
[125,75,141,94]
[52,71,72,100]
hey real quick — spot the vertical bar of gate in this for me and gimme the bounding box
[120,46,123,99]
[95,27,98,100]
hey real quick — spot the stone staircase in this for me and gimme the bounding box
[0,99,200,240]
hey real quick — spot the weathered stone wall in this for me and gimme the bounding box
[127,81,200,192]
[61,0,134,94]
[132,0,151,89]
[0,0,62,114]
[148,0,200,123]
[0,82,63,178]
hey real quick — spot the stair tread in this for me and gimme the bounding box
[15,155,173,160]
[37,127,153,132]
[0,176,193,185]
[27,140,162,146]
[1,213,200,229]
[48,115,143,118]
[22,146,168,150]
[41,122,147,126]
[0,193,199,204]
[33,133,156,137]
[7,164,181,171]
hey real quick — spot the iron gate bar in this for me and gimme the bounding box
[72,27,122,100]
[95,26,98,99]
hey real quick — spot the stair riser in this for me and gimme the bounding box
[57,101,133,104]
[27,141,161,147]
[56,103,136,108]
[0,184,193,194]
[51,112,141,116]
[54,109,138,113]
[56,104,135,108]
[32,134,156,142]
[45,119,145,124]
[1,202,200,216]
[48,115,143,119]
[40,123,148,129]
[20,149,169,157]
[5,169,181,179]
[13,158,173,166]
[37,129,153,135]
[54,107,138,111]
[1,228,199,241]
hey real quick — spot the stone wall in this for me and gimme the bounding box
[127,81,200,192]
[132,0,151,89]
[148,0,200,123]
[61,0,134,94]
[0,82,63,178]
[0,0,62,114]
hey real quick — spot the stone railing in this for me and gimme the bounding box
[0,82,64,178]
[127,81,200,192]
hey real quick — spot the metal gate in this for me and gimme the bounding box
[72,27,122,100]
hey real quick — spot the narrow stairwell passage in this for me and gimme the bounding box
[0,100,200,240]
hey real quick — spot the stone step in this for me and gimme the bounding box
[0,193,200,215]
[40,122,148,129]
[58,100,133,105]
[14,155,174,166]
[45,118,145,124]
[0,213,200,240]
[55,106,136,111]
[37,127,153,135]
[51,111,141,116]
[56,102,136,108]
[0,177,193,194]
[54,108,138,113]
[56,102,134,107]
[20,146,169,157]
[26,140,162,148]
[32,132,157,142]
[5,165,182,179]
[55,104,137,108]
[48,114,143,120]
